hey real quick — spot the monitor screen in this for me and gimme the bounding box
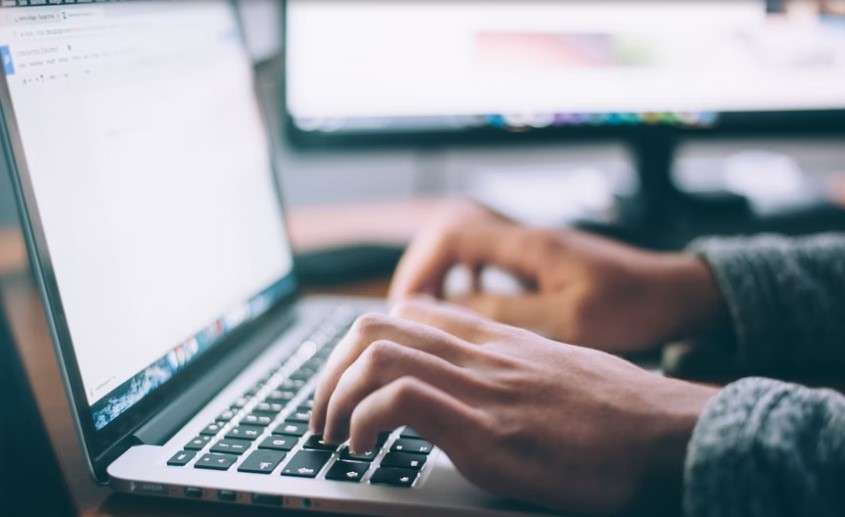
[286,0,845,137]
[1,1,295,430]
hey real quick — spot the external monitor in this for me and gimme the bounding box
[285,0,845,145]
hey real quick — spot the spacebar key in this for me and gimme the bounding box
[281,450,332,478]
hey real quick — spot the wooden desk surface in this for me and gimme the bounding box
[0,199,459,517]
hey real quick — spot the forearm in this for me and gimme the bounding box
[684,377,845,517]
[688,233,845,374]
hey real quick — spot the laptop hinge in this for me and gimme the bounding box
[132,308,297,446]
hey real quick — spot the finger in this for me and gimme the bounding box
[390,298,497,344]
[389,227,459,300]
[389,222,545,300]
[310,313,474,433]
[323,340,486,443]
[452,293,557,337]
[347,376,486,457]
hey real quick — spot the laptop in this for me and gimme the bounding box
[0,1,546,515]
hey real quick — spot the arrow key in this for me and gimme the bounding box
[325,460,369,483]
[370,467,418,488]
[195,453,238,471]
[281,450,332,478]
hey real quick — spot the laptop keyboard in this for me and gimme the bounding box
[165,308,433,489]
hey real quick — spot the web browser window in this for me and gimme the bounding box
[1,1,293,429]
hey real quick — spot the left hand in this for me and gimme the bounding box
[388,201,725,353]
[310,299,718,515]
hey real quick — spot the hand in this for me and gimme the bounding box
[310,300,719,515]
[390,201,725,353]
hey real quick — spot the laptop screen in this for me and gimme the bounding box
[1,1,295,430]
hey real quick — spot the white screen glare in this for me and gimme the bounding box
[1,1,294,407]
[287,1,845,125]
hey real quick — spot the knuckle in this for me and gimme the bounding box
[352,313,389,337]
[361,339,400,372]
[386,376,421,411]
[435,224,461,249]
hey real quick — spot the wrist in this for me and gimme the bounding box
[655,253,727,341]
[649,380,719,475]
[632,379,720,514]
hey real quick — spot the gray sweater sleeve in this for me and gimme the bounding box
[689,233,845,374]
[681,234,845,517]
[684,377,845,517]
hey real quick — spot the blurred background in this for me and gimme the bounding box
[257,0,845,252]
[274,0,845,234]
[4,0,845,259]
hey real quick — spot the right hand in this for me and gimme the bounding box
[389,201,725,353]
[310,300,718,515]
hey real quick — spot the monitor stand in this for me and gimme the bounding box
[580,128,845,250]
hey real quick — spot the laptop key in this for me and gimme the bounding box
[339,446,377,462]
[195,453,238,471]
[265,390,296,403]
[232,397,250,408]
[281,450,332,478]
[254,402,283,415]
[302,358,323,370]
[381,452,427,470]
[376,431,392,445]
[243,387,259,398]
[279,378,305,390]
[290,369,316,382]
[185,435,212,450]
[217,409,237,422]
[226,425,264,441]
[273,421,307,437]
[210,438,252,455]
[167,450,196,466]
[241,414,272,427]
[325,460,369,483]
[302,434,338,452]
[258,435,297,452]
[286,408,311,423]
[370,467,418,487]
[200,422,224,436]
[391,438,433,455]
[238,449,286,474]
[400,427,423,439]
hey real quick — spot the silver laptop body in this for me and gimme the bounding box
[0,1,548,515]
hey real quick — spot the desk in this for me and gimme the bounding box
[0,198,461,517]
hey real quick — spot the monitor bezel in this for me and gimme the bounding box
[0,0,300,481]
[281,0,845,150]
